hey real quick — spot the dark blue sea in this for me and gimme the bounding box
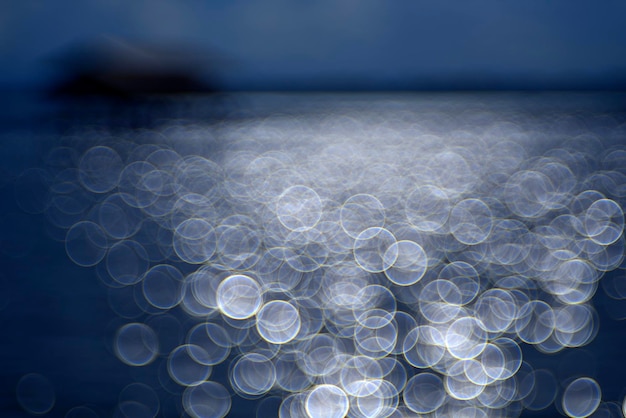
[2,91,626,418]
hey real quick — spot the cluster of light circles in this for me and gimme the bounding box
[16,96,626,417]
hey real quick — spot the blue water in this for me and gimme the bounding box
[2,92,626,417]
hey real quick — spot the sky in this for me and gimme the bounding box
[2,0,626,90]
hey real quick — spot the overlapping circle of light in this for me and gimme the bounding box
[17,97,626,417]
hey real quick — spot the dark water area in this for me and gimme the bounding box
[2,91,626,417]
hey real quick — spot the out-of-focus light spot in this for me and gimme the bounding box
[16,373,56,415]
[19,93,626,417]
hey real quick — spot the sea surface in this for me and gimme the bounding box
[1,91,626,417]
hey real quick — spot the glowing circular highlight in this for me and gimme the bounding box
[216,275,263,320]
[114,323,159,367]
[305,385,349,418]
[276,185,323,232]
[562,377,601,418]
[256,300,301,344]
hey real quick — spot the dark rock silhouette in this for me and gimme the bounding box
[47,36,223,98]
